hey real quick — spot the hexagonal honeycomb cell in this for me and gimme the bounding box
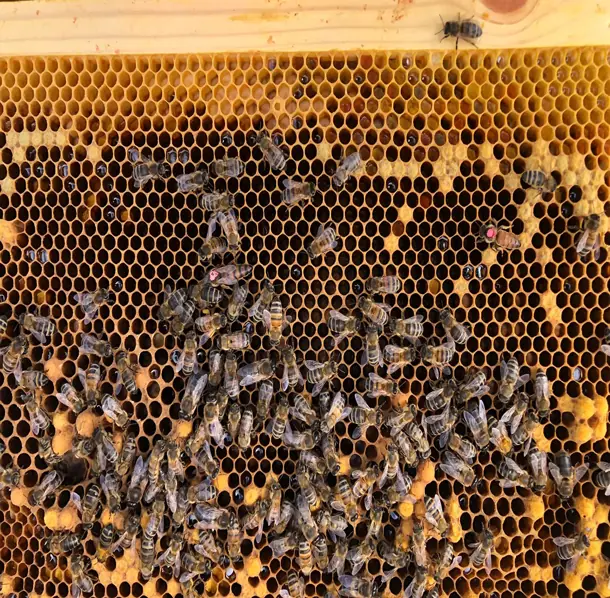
[0,48,609,598]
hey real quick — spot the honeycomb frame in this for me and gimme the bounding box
[0,48,609,598]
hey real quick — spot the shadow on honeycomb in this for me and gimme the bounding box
[0,49,609,598]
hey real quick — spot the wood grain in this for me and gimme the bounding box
[0,0,608,56]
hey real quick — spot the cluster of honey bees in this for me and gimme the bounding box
[0,89,608,598]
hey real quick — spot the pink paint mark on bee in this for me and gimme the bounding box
[209,270,219,282]
[486,228,496,239]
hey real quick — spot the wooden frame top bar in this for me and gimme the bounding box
[0,0,608,56]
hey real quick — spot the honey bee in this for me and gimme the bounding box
[0,334,28,378]
[274,501,297,536]
[226,508,243,563]
[411,517,428,567]
[576,213,602,260]
[212,157,245,178]
[455,370,489,407]
[238,406,254,453]
[331,476,359,522]
[440,450,476,486]
[479,219,521,253]
[467,528,494,574]
[346,538,375,575]
[321,433,341,475]
[194,441,220,479]
[248,279,275,322]
[170,299,196,335]
[358,296,391,329]
[327,311,360,346]
[426,404,459,446]
[554,532,590,572]
[73,435,95,460]
[464,399,490,450]
[0,464,20,490]
[337,575,378,598]
[405,419,431,459]
[177,167,208,193]
[192,283,227,315]
[101,470,122,513]
[22,392,51,435]
[320,391,348,433]
[47,532,82,555]
[420,338,456,368]
[280,570,305,598]
[498,356,529,404]
[187,477,217,503]
[0,315,7,337]
[425,378,457,411]
[383,344,416,375]
[214,209,241,251]
[251,379,272,430]
[204,397,226,446]
[20,313,55,344]
[352,464,378,510]
[224,351,240,398]
[365,372,398,398]
[378,443,402,489]
[158,286,187,321]
[347,393,383,439]
[38,436,62,466]
[257,133,287,171]
[333,152,361,188]
[326,539,348,576]
[361,324,383,368]
[280,344,304,391]
[500,392,529,435]
[226,401,241,441]
[30,470,63,506]
[534,370,550,420]
[147,439,167,491]
[138,532,156,581]
[20,369,50,390]
[265,479,283,528]
[205,350,223,389]
[101,394,128,428]
[389,314,425,344]
[226,284,248,322]
[116,430,137,477]
[365,275,401,294]
[132,156,169,188]
[198,236,229,262]
[424,494,448,537]
[511,411,539,453]
[549,450,589,500]
[498,456,532,489]
[73,287,110,325]
[239,357,275,386]
[196,312,227,346]
[179,373,208,420]
[79,333,112,358]
[242,498,270,543]
[93,427,119,473]
[297,465,320,512]
[489,418,513,455]
[527,447,549,492]
[305,359,339,397]
[405,567,427,598]
[264,296,291,345]
[96,523,115,564]
[390,427,418,467]
[289,394,317,426]
[306,225,339,260]
[177,549,209,584]
[282,178,315,206]
[439,308,471,345]
[265,394,288,439]
[377,540,409,569]
[76,483,102,529]
[592,461,610,494]
[193,531,223,562]
[521,169,558,194]
[433,541,462,583]
[199,190,235,215]
[158,530,184,578]
[79,363,102,408]
[173,330,198,376]
[70,553,94,597]
[385,402,417,433]
[56,383,86,414]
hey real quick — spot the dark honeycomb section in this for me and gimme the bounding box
[0,49,609,598]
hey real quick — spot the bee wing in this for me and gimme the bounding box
[439,462,460,481]
[426,387,445,401]
[485,552,492,574]
[548,462,562,485]
[282,178,300,189]
[56,392,72,409]
[500,405,516,425]
[354,394,370,410]
[175,351,185,374]
[72,583,82,598]
[601,344,610,356]
[509,412,525,435]
[515,374,530,390]
[262,309,272,331]
[566,555,580,573]
[504,456,527,476]
[30,329,47,344]
[71,492,82,512]
[378,462,389,489]
[500,360,508,381]
[553,536,576,547]
[312,380,326,397]
[463,411,478,436]
[598,461,610,472]
[594,234,601,260]
[206,214,218,240]
[31,418,40,435]
[404,315,424,323]
[575,464,589,482]
[305,360,322,370]
[329,310,350,322]
[281,368,290,392]
[351,425,364,440]
[575,230,589,254]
